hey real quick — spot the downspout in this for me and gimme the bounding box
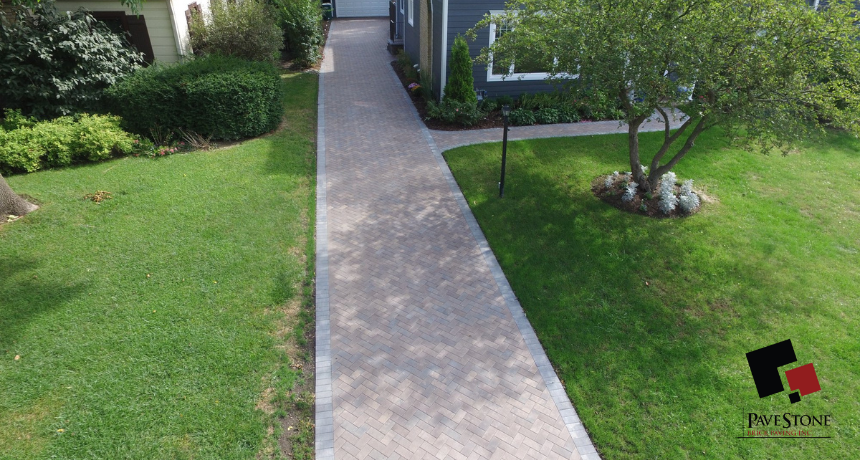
[166,0,187,60]
[439,0,448,101]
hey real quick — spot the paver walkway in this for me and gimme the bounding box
[316,19,680,460]
[430,111,686,152]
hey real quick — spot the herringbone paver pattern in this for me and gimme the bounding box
[318,19,601,460]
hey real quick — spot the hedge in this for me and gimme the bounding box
[104,55,284,141]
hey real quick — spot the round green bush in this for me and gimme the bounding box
[104,55,284,141]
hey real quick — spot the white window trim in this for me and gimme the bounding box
[486,11,576,82]
[487,13,550,82]
[408,0,414,26]
[399,0,404,14]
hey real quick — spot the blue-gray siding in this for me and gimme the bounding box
[445,1,558,100]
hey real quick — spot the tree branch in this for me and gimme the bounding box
[652,115,710,181]
[651,108,693,171]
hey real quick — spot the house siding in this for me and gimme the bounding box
[403,0,421,70]
[445,0,557,100]
[54,0,180,63]
[430,0,444,99]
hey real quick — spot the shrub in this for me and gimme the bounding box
[273,0,323,68]
[658,172,678,214]
[479,99,499,112]
[678,179,700,213]
[509,108,536,126]
[425,100,484,126]
[496,95,514,107]
[190,0,283,62]
[558,106,580,123]
[622,180,638,203]
[535,108,561,124]
[604,171,619,190]
[0,1,143,119]
[519,92,559,111]
[0,110,136,174]
[105,55,284,141]
[396,50,419,81]
[443,36,477,104]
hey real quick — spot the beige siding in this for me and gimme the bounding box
[55,0,181,63]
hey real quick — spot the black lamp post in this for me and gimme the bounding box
[499,104,511,198]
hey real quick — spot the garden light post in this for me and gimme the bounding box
[499,104,510,198]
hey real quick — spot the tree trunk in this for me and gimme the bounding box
[627,115,649,190]
[0,174,38,217]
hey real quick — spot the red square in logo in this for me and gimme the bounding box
[785,363,821,396]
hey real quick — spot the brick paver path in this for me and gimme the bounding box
[315,19,676,460]
[431,111,686,152]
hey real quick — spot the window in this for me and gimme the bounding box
[487,18,550,82]
[91,11,155,64]
[408,0,413,25]
[399,0,404,14]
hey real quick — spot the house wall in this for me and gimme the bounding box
[430,0,444,99]
[169,0,210,59]
[54,0,181,63]
[445,1,557,100]
[403,0,421,70]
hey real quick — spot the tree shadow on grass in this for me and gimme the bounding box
[444,134,823,457]
[0,255,87,348]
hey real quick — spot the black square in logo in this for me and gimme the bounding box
[789,391,801,404]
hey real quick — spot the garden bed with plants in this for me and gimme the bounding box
[391,50,625,131]
[593,170,703,218]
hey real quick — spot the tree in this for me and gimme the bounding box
[12,0,144,14]
[0,174,37,217]
[444,35,478,103]
[475,0,860,191]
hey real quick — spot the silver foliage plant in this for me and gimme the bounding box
[658,172,678,214]
[623,181,638,202]
[678,179,700,213]
[604,171,620,189]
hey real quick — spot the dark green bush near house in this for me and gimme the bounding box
[0,1,143,119]
[189,0,283,62]
[443,36,477,104]
[496,95,515,107]
[104,55,283,141]
[273,0,323,68]
[396,50,419,81]
[480,99,499,112]
[519,92,560,111]
[509,108,536,126]
[426,100,485,126]
[0,110,136,174]
[558,106,580,123]
[535,107,561,124]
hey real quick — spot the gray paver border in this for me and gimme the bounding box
[315,24,335,460]
[387,64,602,460]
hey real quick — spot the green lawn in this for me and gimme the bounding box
[0,72,317,459]
[444,130,859,459]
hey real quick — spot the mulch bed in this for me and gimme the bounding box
[592,174,702,219]
[390,61,506,131]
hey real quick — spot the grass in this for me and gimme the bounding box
[444,129,859,459]
[0,71,317,459]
